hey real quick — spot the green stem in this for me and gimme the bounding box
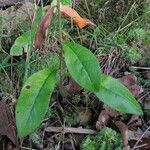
[23,36,33,84]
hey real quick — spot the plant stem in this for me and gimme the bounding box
[57,0,64,96]
[23,36,33,84]
[23,3,37,84]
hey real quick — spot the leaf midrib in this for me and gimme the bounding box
[98,84,140,112]
[66,45,98,91]
[22,69,55,134]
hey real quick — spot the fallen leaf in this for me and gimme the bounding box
[0,101,17,145]
[96,105,120,130]
[34,6,55,49]
[60,5,96,28]
[119,73,143,98]
[114,121,129,148]
[96,110,110,130]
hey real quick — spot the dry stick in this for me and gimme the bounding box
[132,126,150,150]
[133,143,147,149]
[45,127,97,135]
[21,147,37,150]
[139,91,150,102]
[130,66,150,70]
[57,0,64,97]
[119,18,139,32]
[69,134,76,150]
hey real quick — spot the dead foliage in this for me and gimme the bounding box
[0,101,17,145]
[34,6,55,49]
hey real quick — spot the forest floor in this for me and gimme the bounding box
[0,0,150,150]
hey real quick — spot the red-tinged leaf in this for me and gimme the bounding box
[119,74,143,98]
[0,101,17,145]
[60,5,96,28]
[34,6,55,49]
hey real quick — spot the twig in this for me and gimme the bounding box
[21,146,36,150]
[57,0,64,96]
[45,127,97,135]
[69,134,76,150]
[130,66,150,70]
[132,126,150,150]
[133,143,147,149]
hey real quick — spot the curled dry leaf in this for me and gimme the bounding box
[0,101,17,145]
[96,105,120,130]
[114,121,129,148]
[60,5,96,28]
[34,6,55,49]
[119,73,143,98]
[96,110,110,130]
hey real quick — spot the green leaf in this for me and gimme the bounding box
[10,31,31,56]
[51,0,72,6]
[10,45,23,56]
[10,8,44,56]
[95,75,143,115]
[61,0,72,6]
[16,67,57,137]
[63,42,101,92]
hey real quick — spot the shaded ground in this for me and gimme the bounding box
[0,0,150,149]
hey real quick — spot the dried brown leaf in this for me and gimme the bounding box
[96,105,120,130]
[119,74,143,98]
[60,5,96,28]
[34,6,55,49]
[115,121,129,147]
[96,110,110,130]
[0,101,17,145]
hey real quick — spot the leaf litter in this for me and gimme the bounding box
[0,101,17,145]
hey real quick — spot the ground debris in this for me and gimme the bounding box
[0,101,17,145]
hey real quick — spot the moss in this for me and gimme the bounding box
[80,136,97,150]
[127,46,142,64]
[81,128,123,150]
[96,128,123,150]
[128,28,150,44]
